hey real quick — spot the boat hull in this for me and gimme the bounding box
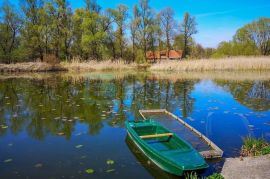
[127,132,184,176]
[126,120,208,176]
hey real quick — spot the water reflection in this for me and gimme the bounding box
[0,72,270,178]
[216,80,270,111]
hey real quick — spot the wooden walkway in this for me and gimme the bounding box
[139,109,223,159]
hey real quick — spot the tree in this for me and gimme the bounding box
[130,5,140,62]
[108,5,128,59]
[0,1,21,63]
[180,12,197,58]
[48,0,73,60]
[84,0,101,14]
[158,7,176,55]
[234,18,270,55]
[81,10,107,60]
[20,0,46,61]
[137,0,154,60]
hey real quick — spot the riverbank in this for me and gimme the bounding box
[1,56,270,72]
[0,62,67,72]
[221,154,270,179]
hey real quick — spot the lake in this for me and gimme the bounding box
[0,72,270,178]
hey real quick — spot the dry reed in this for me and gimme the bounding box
[150,56,270,71]
[0,62,66,72]
[61,59,137,72]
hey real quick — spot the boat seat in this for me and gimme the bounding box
[140,133,173,139]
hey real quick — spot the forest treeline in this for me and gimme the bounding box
[0,0,269,64]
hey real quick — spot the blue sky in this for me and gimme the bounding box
[69,0,270,48]
[8,0,270,47]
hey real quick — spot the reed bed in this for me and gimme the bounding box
[0,62,66,72]
[61,59,137,72]
[150,57,270,71]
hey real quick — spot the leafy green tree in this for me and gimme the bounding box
[81,10,107,60]
[180,12,197,58]
[0,1,22,63]
[21,0,48,61]
[108,5,128,59]
[234,18,270,55]
[48,0,73,60]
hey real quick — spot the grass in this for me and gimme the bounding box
[150,56,270,71]
[184,172,224,179]
[241,136,270,157]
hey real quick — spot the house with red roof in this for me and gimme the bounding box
[146,50,183,62]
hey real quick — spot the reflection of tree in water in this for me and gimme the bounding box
[0,74,197,139]
[216,80,270,111]
[173,80,196,118]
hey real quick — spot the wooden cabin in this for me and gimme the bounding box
[146,50,183,62]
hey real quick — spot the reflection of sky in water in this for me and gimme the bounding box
[0,75,270,178]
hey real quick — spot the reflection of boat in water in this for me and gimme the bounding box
[125,120,208,176]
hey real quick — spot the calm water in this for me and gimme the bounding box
[0,72,270,178]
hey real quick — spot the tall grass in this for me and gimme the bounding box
[61,58,137,72]
[150,56,270,71]
[0,62,66,72]
[241,136,270,157]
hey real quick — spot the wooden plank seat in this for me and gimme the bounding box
[140,133,173,139]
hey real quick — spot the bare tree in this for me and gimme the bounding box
[158,7,176,56]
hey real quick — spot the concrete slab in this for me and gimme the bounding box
[221,154,270,179]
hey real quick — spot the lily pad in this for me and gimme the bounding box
[4,159,12,163]
[75,145,83,149]
[106,159,114,165]
[85,168,94,174]
[1,125,8,129]
[106,169,115,173]
[57,132,65,136]
[34,163,43,168]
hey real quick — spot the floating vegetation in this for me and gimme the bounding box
[1,125,8,129]
[75,132,82,136]
[85,168,94,174]
[80,155,87,159]
[4,159,13,163]
[57,132,65,136]
[106,159,114,165]
[75,145,83,149]
[34,163,43,168]
[106,169,115,173]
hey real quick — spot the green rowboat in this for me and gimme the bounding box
[125,120,209,176]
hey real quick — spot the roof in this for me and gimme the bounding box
[146,50,183,60]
